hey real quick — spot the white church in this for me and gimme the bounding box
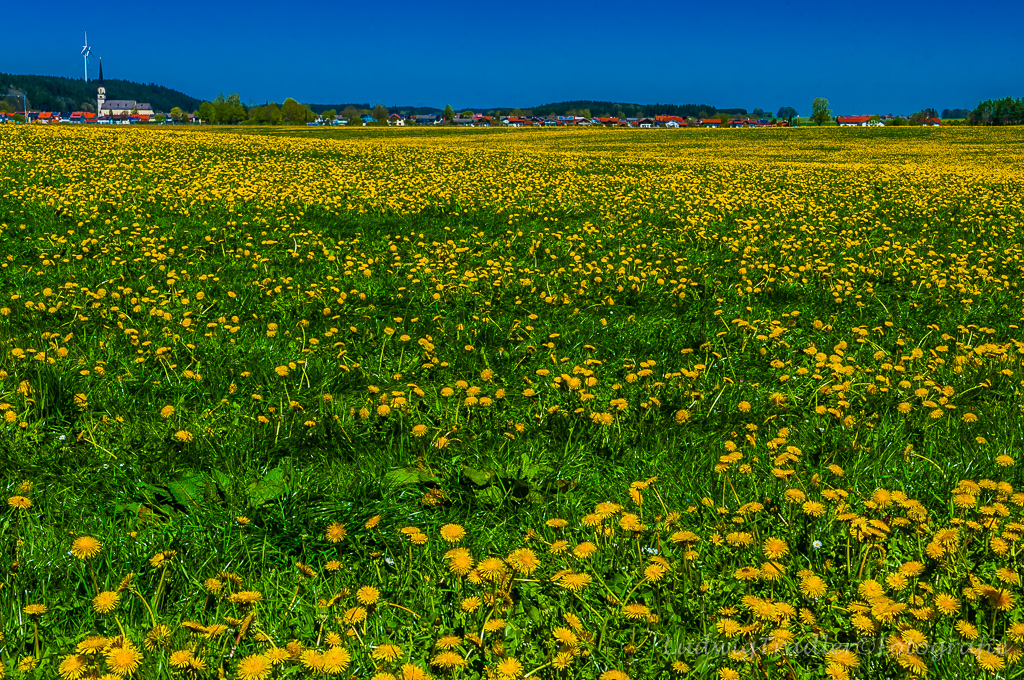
[96,61,154,117]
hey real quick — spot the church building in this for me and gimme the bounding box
[96,61,154,117]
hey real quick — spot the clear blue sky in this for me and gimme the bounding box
[2,0,1021,114]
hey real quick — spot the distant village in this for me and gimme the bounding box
[0,68,949,128]
[0,110,951,128]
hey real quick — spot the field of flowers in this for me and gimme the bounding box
[1,124,1023,679]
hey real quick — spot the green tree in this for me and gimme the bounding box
[811,98,831,126]
[155,114,166,122]
[169,106,184,122]
[282,98,308,124]
[777,106,798,122]
[267,102,283,125]
[221,93,246,124]
[322,109,337,122]
[443,104,455,122]
[131,104,139,115]
[198,101,215,124]
[372,104,389,122]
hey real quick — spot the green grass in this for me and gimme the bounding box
[0,124,1023,678]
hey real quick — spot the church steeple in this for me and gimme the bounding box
[96,58,106,114]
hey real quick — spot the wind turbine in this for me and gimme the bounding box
[82,32,91,81]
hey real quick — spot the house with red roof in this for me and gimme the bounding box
[837,115,873,126]
[699,118,721,127]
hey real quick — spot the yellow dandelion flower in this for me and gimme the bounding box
[825,649,859,668]
[557,572,593,592]
[70,536,102,560]
[226,591,263,608]
[325,522,348,543]
[435,636,462,650]
[58,654,88,680]
[971,647,1005,672]
[169,650,193,668]
[399,663,429,680]
[461,596,482,612]
[440,524,466,543]
[430,651,467,669]
[23,603,47,616]
[77,637,109,655]
[322,647,352,675]
[573,541,598,558]
[343,606,367,624]
[372,644,403,663]
[300,650,324,672]
[734,566,761,581]
[8,496,32,510]
[799,575,827,598]
[622,603,650,620]
[599,671,630,680]
[144,625,172,651]
[356,586,380,605]
[477,557,506,580]
[956,620,980,640]
[507,548,540,575]
[105,643,143,675]
[496,656,523,678]
[552,627,578,647]
[236,654,272,680]
[762,537,789,560]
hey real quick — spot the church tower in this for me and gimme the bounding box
[96,59,106,114]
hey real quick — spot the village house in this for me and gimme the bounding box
[837,115,871,126]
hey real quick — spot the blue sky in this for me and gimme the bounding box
[2,0,1021,114]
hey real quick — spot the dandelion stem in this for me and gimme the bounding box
[380,602,421,619]
[133,588,158,629]
[523,661,553,678]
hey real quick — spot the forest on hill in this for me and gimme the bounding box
[0,72,202,113]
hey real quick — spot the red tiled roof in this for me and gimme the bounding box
[836,115,872,123]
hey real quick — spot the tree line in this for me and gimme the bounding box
[0,71,201,113]
[968,97,1024,125]
[189,95,395,125]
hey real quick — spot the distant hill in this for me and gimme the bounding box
[307,101,738,118]
[0,72,202,113]
[529,100,729,118]
[309,103,444,115]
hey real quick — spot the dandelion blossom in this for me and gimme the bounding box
[496,656,523,679]
[324,522,348,543]
[105,644,143,676]
[58,655,88,680]
[236,654,272,680]
[440,524,466,543]
[321,647,352,675]
[71,536,102,560]
[356,586,380,605]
